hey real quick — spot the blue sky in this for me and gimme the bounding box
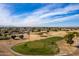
[0,3,79,27]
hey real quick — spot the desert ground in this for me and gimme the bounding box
[0,30,79,56]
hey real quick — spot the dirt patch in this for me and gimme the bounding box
[57,40,77,55]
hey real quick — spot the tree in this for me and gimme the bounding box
[73,32,79,37]
[47,30,49,32]
[27,31,30,40]
[11,35,16,39]
[64,33,74,46]
[38,29,41,32]
[19,35,24,39]
[0,33,2,36]
[4,31,8,33]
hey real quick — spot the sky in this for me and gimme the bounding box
[0,3,79,27]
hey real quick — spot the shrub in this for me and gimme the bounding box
[11,35,16,39]
[19,35,24,39]
[64,32,75,46]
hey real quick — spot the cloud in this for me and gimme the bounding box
[21,4,79,26]
[0,3,79,27]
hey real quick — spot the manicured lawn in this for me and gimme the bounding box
[12,36,63,55]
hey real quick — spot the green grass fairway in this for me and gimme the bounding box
[12,36,63,55]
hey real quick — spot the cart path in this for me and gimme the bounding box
[57,40,77,56]
[0,34,50,56]
[0,40,27,56]
[70,38,79,56]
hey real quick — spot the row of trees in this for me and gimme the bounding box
[11,35,24,39]
[0,33,24,40]
[0,28,25,40]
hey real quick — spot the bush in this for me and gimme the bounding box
[19,35,24,39]
[0,36,10,40]
[11,35,16,39]
[64,32,75,45]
